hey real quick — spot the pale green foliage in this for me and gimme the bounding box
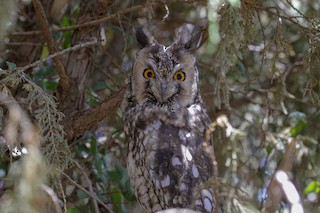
[0,68,71,171]
[211,4,249,108]
[0,93,48,213]
[216,5,246,67]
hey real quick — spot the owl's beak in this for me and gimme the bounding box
[160,82,166,101]
[151,79,175,103]
[151,81,168,103]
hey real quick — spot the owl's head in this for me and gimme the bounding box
[129,24,207,110]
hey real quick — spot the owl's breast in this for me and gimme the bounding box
[125,104,215,212]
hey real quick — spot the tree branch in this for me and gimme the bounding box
[266,138,298,212]
[32,0,69,92]
[15,40,99,74]
[69,87,126,140]
[10,3,152,37]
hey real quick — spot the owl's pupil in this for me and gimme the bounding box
[147,71,153,77]
[176,74,182,80]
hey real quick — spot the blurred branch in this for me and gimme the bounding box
[274,170,304,213]
[32,0,69,92]
[41,184,62,213]
[70,87,126,140]
[266,138,303,212]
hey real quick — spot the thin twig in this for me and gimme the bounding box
[0,41,43,46]
[16,40,98,74]
[32,0,69,91]
[61,171,113,213]
[73,160,100,213]
[10,4,153,37]
[254,6,312,36]
[58,180,68,213]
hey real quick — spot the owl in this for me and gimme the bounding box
[123,24,217,213]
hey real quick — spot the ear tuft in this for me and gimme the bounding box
[136,26,154,49]
[174,22,208,51]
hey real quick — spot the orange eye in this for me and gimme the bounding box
[173,71,185,81]
[143,68,155,79]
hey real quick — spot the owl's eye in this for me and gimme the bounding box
[143,68,155,79]
[173,71,186,81]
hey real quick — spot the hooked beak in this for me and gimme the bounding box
[152,80,168,103]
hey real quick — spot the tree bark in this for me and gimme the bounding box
[57,0,114,141]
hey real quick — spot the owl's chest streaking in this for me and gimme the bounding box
[124,103,215,213]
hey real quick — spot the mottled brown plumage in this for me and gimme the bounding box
[123,24,216,213]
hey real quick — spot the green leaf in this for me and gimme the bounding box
[76,189,89,199]
[107,170,122,182]
[111,187,123,213]
[304,181,320,195]
[92,81,109,91]
[120,180,136,201]
[44,81,58,90]
[41,46,49,58]
[266,145,273,154]
[290,118,307,137]
[67,208,80,213]
[61,16,74,48]
[90,138,103,176]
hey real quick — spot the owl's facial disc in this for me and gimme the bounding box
[132,44,197,107]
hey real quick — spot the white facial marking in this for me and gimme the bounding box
[192,164,199,178]
[161,175,171,188]
[172,157,182,166]
[186,132,191,138]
